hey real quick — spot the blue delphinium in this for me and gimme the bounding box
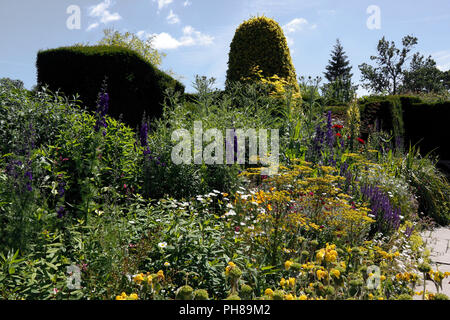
[361,184,401,234]
[94,91,109,134]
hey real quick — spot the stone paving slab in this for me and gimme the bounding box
[414,227,450,299]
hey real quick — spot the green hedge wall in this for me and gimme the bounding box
[358,95,450,159]
[36,45,185,127]
[403,100,450,159]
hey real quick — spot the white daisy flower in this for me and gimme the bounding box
[158,242,167,249]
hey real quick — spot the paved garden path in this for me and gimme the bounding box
[415,227,450,299]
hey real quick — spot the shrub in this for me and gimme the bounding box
[36,45,184,127]
[226,16,299,92]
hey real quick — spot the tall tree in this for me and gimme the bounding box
[323,39,355,104]
[401,53,446,93]
[324,39,353,82]
[359,35,418,95]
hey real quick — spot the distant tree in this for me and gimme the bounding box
[323,39,355,104]
[324,39,353,83]
[97,28,165,67]
[0,77,24,90]
[359,35,418,95]
[444,70,450,91]
[401,53,446,93]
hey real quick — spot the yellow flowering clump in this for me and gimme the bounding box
[284,293,295,300]
[316,270,328,281]
[316,243,338,264]
[330,268,341,279]
[264,288,274,297]
[395,272,419,283]
[285,260,293,270]
[299,295,308,300]
[225,262,236,276]
[238,161,375,251]
[288,277,296,288]
[243,65,302,107]
[429,270,450,283]
[157,270,165,280]
[133,273,145,285]
[346,97,361,141]
[116,292,139,300]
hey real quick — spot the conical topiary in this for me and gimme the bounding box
[226,16,299,92]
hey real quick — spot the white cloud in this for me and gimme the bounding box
[286,36,294,46]
[154,0,173,10]
[87,22,100,31]
[433,50,450,71]
[282,18,309,34]
[167,10,180,24]
[183,0,192,7]
[143,26,214,50]
[87,0,121,31]
[152,32,181,49]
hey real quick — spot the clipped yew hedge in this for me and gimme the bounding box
[36,45,184,127]
[359,95,450,159]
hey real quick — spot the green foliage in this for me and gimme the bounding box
[401,53,448,94]
[96,28,165,67]
[226,16,299,92]
[0,78,24,90]
[359,35,418,95]
[0,77,448,301]
[36,45,184,127]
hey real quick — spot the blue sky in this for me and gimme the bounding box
[1,0,449,94]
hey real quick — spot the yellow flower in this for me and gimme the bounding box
[285,260,293,270]
[280,278,286,287]
[133,273,144,284]
[267,204,273,211]
[316,249,325,262]
[317,270,328,281]
[116,292,127,300]
[128,293,139,300]
[368,293,374,300]
[157,270,164,280]
[147,275,153,285]
[380,275,386,281]
[288,277,296,288]
[284,294,294,300]
[265,288,274,296]
[299,295,308,300]
[331,268,340,278]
